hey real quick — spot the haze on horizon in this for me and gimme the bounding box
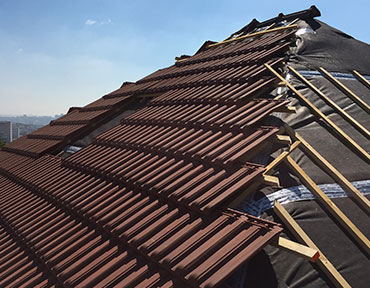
[1,0,369,116]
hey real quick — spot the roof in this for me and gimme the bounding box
[0,10,300,288]
[2,5,368,287]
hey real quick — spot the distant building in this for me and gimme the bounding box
[11,125,21,140]
[11,122,43,139]
[0,121,12,143]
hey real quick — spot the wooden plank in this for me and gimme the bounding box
[208,25,297,47]
[353,70,370,90]
[285,155,370,256]
[264,140,301,175]
[284,125,370,215]
[274,94,285,100]
[273,237,320,262]
[265,63,370,164]
[288,18,300,26]
[262,22,277,32]
[319,67,370,115]
[274,135,292,145]
[289,66,370,140]
[274,201,351,288]
[261,174,280,187]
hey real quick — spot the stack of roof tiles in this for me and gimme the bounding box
[0,25,297,287]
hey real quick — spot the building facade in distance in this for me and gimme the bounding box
[0,121,12,143]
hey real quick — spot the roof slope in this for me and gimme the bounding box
[0,21,299,287]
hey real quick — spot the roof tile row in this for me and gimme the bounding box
[137,41,291,83]
[0,155,281,287]
[108,57,284,97]
[149,76,276,105]
[140,28,296,79]
[0,73,285,285]
[0,23,297,287]
[2,95,133,157]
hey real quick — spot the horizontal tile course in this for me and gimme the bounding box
[0,24,296,287]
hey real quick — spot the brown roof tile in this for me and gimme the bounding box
[1,96,134,157]
[0,159,281,287]
[0,22,297,287]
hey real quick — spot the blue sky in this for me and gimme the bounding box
[1,0,369,115]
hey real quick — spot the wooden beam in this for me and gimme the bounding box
[288,18,300,26]
[319,67,370,115]
[208,25,297,47]
[289,66,370,140]
[265,63,370,164]
[274,201,351,288]
[284,125,370,215]
[260,174,280,187]
[273,237,320,262]
[285,155,370,256]
[264,140,301,175]
[274,134,292,145]
[353,70,370,90]
[262,22,277,32]
[274,94,286,100]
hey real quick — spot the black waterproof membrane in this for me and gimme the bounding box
[245,13,370,288]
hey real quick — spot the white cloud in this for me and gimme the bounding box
[16,48,23,54]
[85,19,97,26]
[99,19,112,25]
[85,18,113,26]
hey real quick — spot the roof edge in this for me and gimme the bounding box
[227,5,321,40]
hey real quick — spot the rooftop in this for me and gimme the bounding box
[1,5,370,288]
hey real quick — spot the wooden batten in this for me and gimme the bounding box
[284,125,370,215]
[273,237,320,262]
[265,63,370,164]
[264,140,301,175]
[209,25,298,47]
[353,70,370,90]
[274,201,351,288]
[319,67,370,115]
[289,66,370,140]
[284,155,370,256]
[274,134,292,145]
[261,174,280,187]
